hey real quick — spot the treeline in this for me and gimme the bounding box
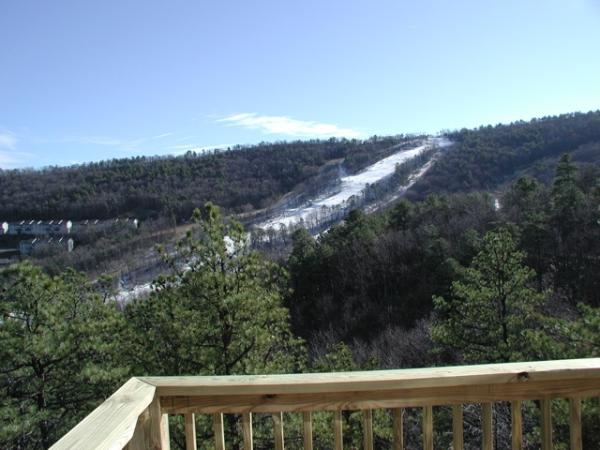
[0,136,411,222]
[412,110,600,196]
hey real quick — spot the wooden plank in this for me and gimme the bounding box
[569,398,582,450]
[50,378,157,450]
[140,359,600,397]
[363,409,373,450]
[127,409,151,450]
[242,413,253,450]
[482,403,493,450]
[393,408,404,450]
[511,400,522,450]
[148,392,170,450]
[452,404,463,450]
[541,399,553,450]
[161,377,600,414]
[303,412,313,450]
[213,413,225,450]
[273,412,285,450]
[334,410,343,450]
[422,406,433,450]
[184,413,197,450]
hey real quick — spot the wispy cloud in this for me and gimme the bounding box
[217,113,364,139]
[0,130,35,168]
[0,131,18,150]
[36,131,176,154]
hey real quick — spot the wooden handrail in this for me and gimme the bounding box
[51,358,600,450]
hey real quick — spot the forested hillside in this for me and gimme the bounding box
[0,136,410,221]
[412,110,600,197]
[5,111,600,448]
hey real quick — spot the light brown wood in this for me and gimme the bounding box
[127,409,151,450]
[541,399,553,450]
[242,412,253,450]
[148,392,170,450]
[161,377,600,414]
[393,408,404,450]
[363,409,373,450]
[423,406,433,450]
[273,412,285,450]
[184,413,197,450]
[303,412,313,450]
[50,378,157,450]
[452,404,463,450]
[140,359,600,397]
[511,400,523,450]
[569,398,582,450]
[53,359,600,450]
[213,413,225,450]
[482,403,493,450]
[334,410,343,450]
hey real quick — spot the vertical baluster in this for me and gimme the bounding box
[303,412,313,450]
[334,410,343,450]
[242,413,253,450]
[149,397,170,450]
[363,409,373,450]
[184,413,197,450]
[213,413,225,450]
[273,412,285,450]
[541,399,553,450]
[482,403,493,450]
[452,405,464,450]
[511,401,523,450]
[422,406,433,450]
[569,398,582,450]
[393,408,404,450]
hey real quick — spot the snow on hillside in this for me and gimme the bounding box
[259,137,450,230]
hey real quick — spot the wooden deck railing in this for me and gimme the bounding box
[51,358,600,450]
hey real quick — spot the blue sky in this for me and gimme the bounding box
[1,0,599,168]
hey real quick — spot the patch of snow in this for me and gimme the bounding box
[259,137,447,230]
[115,282,152,304]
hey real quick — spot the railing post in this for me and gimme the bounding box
[334,410,343,450]
[184,413,196,450]
[482,403,493,450]
[273,412,285,450]
[303,412,313,450]
[393,408,404,450]
[363,409,373,450]
[569,398,582,450]
[452,405,463,450]
[511,401,523,450]
[213,413,225,450]
[540,399,553,450]
[149,397,170,450]
[242,413,253,450]
[422,406,433,450]
[127,409,151,450]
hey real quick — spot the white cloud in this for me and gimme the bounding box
[0,150,35,169]
[0,131,18,150]
[0,130,34,169]
[217,113,364,139]
[39,131,176,154]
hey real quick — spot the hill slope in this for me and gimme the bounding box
[0,136,414,222]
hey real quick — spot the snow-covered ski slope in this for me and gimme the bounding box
[259,137,451,230]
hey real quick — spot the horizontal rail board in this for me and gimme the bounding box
[140,359,600,397]
[160,378,600,414]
